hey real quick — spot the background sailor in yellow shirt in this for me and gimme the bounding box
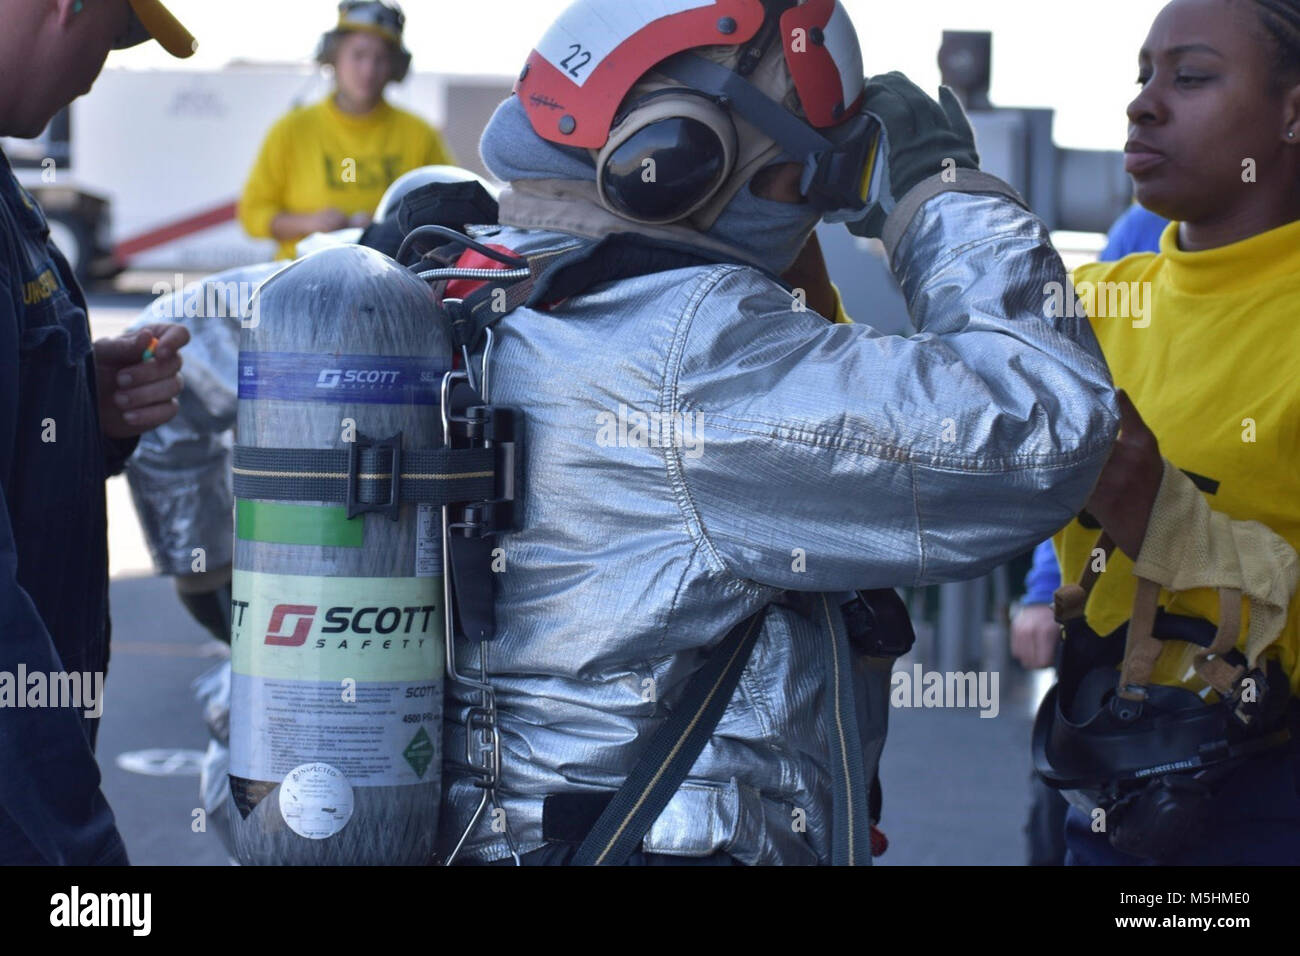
[1034,0,1300,865]
[237,1,454,258]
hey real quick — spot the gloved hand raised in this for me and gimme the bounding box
[840,72,981,238]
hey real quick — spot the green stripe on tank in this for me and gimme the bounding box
[235,500,364,548]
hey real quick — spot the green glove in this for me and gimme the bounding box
[842,72,981,238]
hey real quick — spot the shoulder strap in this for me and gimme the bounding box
[570,607,767,866]
[572,592,876,866]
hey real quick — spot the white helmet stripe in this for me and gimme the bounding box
[823,1,864,110]
[535,0,714,88]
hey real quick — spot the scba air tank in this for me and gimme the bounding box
[229,244,450,864]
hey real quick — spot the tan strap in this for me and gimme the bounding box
[1193,587,1246,696]
[1117,577,1165,701]
[1052,532,1114,624]
[1053,583,1087,623]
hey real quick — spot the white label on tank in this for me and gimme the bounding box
[229,571,443,787]
[535,0,712,87]
[279,762,354,839]
[415,503,442,577]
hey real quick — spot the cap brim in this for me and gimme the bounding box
[334,22,404,49]
[128,0,197,58]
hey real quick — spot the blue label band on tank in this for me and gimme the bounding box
[238,352,449,405]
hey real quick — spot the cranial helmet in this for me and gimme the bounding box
[515,0,875,228]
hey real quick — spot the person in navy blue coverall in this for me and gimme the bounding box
[0,0,193,864]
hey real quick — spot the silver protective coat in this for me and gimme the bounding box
[439,190,1121,864]
[124,263,283,576]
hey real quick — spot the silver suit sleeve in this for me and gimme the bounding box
[676,191,1120,591]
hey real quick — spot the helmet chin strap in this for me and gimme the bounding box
[655,54,833,179]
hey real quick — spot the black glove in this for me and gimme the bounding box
[845,72,980,237]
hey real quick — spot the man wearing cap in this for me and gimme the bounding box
[0,0,194,865]
[238,1,455,259]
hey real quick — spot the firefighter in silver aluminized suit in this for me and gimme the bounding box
[437,0,1120,866]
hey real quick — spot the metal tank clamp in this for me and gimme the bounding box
[437,328,525,866]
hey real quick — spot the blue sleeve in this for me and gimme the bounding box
[1022,538,1062,605]
[46,235,138,476]
[0,271,128,865]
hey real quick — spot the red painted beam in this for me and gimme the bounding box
[112,199,238,266]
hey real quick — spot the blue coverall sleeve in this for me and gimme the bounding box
[1022,538,1063,605]
[0,278,128,866]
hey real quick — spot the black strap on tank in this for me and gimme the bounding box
[232,440,495,520]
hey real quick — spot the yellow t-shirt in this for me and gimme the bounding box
[1054,219,1300,695]
[238,96,455,258]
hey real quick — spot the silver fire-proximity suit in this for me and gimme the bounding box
[437,186,1121,864]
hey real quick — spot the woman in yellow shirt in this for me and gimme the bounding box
[1042,0,1300,865]
[238,1,455,258]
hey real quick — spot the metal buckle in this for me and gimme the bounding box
[465,701,502,788]
[446,405,521,538]
[1110,687,1147,723]
[345,431,402,521]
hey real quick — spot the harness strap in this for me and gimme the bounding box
[1194,587,1246,695]
[1053,532,1114,623]
[232,445,495,506]
[571,608,767,866]
[1055,531,1178,700]
[454,232,778,352]
[1117,577,1165,701]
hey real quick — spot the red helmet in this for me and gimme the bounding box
[513,0,875,226]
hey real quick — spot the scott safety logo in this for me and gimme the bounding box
[262,603,439,646]
[315,368,401,389]
[265,604,317,646]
